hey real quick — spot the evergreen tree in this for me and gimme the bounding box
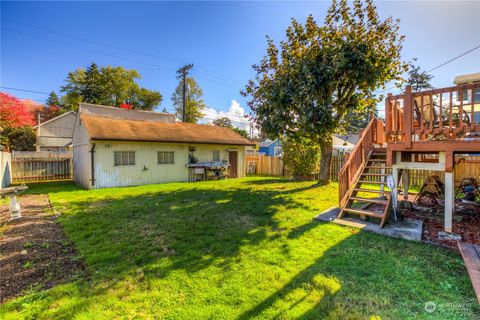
[171,77,206,123]
[46,91,61,107]
[406,61,434,91]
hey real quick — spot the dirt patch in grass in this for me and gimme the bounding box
[0,194,86,303]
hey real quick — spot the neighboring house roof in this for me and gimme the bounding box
[332,135,355,148]
[259,139,277,148]
[34,111,77,129]
[80,114,255,146]
[80,103,176,123]
[454,73,480,85]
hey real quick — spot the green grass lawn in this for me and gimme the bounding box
[1,176,478,319]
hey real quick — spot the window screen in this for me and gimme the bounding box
[114,151,135,166]
[213,150,220,161]
[158,151,174,164]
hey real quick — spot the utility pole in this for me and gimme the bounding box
[176,64,194,122]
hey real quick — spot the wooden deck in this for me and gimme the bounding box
[458,242,480,304]
[385,84,480,170]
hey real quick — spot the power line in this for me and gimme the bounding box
[377,43,480,96]
[0,86,50,95]
[3,27,167,69]
[2,17,245,87]
[427,43,480,73]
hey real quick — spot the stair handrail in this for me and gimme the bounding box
[338,117,386,207]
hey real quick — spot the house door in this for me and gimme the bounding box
[229,151,238,178]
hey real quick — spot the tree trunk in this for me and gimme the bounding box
[318,139,333,185]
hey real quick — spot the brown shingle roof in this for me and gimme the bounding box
[81,114,254,146]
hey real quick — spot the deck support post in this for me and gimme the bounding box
[392,165,399,190]
[444,169,455,233]
[402,169,410,200]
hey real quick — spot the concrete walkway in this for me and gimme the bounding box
[315,207,423,242]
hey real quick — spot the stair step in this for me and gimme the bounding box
[364,166,392,169]
[354,188,390,194]
[349,197,388,205]
[342,208,384,218]
[368,159,387,162]
[357,180,386,184]
[361,173,389,177]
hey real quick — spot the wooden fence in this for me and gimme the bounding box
[247,153,480,187]
[12,151,73,183]
[245,154,284,176]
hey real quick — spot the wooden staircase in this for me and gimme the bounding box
[337,117,392,227]
[338,149,392,227]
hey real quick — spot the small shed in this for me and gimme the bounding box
[72,103,255,189]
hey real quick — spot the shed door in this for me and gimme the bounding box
[229,151,238,178]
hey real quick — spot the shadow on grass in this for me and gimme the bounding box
[237,228,480,319]
[4,179,479,319]
[18,181,81,195]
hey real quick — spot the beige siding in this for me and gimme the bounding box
[93,141,189,188]
[190,144,245,178]
[36,112,76,150]
[90,141,246,189]
[37,112,76,138]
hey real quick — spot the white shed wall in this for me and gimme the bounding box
[73,144,92,189]
[90,141,246,189]
[72,112,92,189]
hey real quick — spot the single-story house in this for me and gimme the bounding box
[35,111,76,152]
[73,103,254,189]
[259,139,283,156]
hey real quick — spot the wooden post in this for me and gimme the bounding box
[404,86,413,149]
[444,169,455,233]
[402,169,410,200]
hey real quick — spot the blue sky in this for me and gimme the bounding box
[1,1,479,128]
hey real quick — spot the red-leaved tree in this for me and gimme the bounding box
[0,93,35,128]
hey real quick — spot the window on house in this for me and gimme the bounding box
[274,147,283,157]
[158,151,174,164]
[114,151,135,166]
[213,150,220,161]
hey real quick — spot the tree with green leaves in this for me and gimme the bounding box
[46,91,61,107]
[0,126,36,151]
[213,117,233,128]
[60,63,162,111]
[232,127,249,138]
[406,61,434,92]
[243,0,407,184]
[171,77,206,123]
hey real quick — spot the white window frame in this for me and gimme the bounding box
[158,151,175,165]
[213,150,220,162]
[114,151,135,166]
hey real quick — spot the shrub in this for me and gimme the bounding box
[282,139,320,179]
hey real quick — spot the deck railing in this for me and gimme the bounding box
[338,117,385,207]
[386,83,480,146]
